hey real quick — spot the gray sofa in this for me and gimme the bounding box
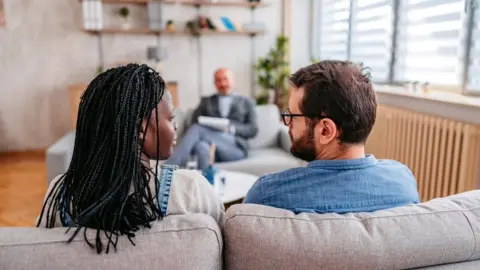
[2,191,480,269]
[45,104,304,183]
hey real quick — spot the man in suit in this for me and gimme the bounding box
[165,68,258,169]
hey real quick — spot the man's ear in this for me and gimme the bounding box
[314,118,337,145]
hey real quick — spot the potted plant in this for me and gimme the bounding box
[185,20,200,35]
[119,6,130,29]
[166,20,175,32]
[254,35,290,110]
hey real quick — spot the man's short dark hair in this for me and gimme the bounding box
[289,60,377,144]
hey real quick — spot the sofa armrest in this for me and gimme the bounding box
[46,132,75,185]
[278,125,292,152]
[174,109,187,138]
[174,108,195,145]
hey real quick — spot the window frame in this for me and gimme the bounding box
[312,0,480,96]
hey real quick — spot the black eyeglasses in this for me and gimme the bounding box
[281,108,328,126]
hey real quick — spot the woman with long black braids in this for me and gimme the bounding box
[37,64,223,253]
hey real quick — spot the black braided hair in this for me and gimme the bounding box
[37,64,166,254]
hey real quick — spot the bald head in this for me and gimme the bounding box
[214,68,233,95]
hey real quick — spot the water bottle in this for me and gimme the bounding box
[202,165,216,185]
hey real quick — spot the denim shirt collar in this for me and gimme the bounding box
[307,154,378,170]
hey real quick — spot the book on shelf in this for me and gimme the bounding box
[207,16,245,32]
[220,17,236,31]
[82,0,103,30]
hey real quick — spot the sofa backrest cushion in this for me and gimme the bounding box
[224,191,480,270]
[248,104,282,149]
[0,214,222,270]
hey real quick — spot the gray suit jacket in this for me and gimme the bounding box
[191,94,258,154]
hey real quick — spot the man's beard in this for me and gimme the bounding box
[290,127,316,162]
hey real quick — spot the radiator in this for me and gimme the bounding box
[366,105,480,202]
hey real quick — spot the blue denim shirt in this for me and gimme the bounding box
[244,155,419,214]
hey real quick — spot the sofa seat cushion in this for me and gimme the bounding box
[224,191,480,270]
[215,148,304,176]
[0,214,222,270]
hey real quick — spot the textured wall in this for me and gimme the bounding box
[0,0,285,152]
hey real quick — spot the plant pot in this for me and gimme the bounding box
[122,17,130,29]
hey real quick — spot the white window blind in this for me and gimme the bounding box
[350,0,394,82]
[317,0,351,60]
[394,0,467,85]
[467,0,480,91]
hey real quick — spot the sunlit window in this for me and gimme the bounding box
[316,0,351,60]
[467,0,480,92]
[314,0,475,92]
[393,0,466,86]
[350,0,394,82]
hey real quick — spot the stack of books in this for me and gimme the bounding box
[82,0,103,30]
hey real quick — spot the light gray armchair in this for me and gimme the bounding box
[46,131,75,183]
[45,105,304,184]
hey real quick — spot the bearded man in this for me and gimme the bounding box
[244,60,420,214]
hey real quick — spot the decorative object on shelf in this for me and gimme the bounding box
[0,0,6,27]
[165,20,175,32]
[220,16,236,31]
[96,66,104,75]
[403,81,411,92]
[254,35,290,110]
[147,1,162,30]
[198,16,209,29]
[119,6,130,29]
[82,0,103,30]
[412,81,419,93]
[422,82,429,94]
[186,20,200,35]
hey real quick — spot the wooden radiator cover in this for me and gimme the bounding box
[366,105,480,202]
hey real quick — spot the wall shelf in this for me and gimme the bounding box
[80,0,268,97]
[166,1,268,8]
[83,28,264,36]
[83,0,268,8]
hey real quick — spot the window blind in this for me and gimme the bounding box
[317,0,351,60]
[467,0,480,91]
[393,0,467,85]
[350,0,394,82]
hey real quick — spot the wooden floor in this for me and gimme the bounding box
[0,151,47,227]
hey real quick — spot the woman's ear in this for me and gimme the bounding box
[314,118,337,145]
[140,119,148,136]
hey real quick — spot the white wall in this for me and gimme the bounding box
[289,0,311,72]
[0,0,283,152]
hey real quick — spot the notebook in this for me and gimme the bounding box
[198,116,230,131]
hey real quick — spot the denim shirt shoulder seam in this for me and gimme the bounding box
[260,174,269,205]
[302,198,415,212]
